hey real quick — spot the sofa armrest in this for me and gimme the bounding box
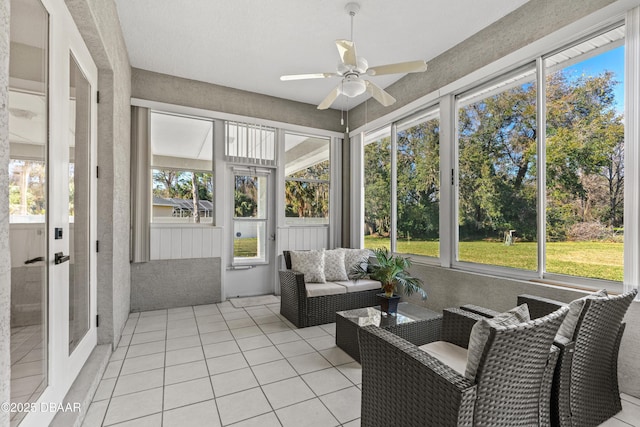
[278,269,307,327]
[517,294,566,319]
[358,325,476,427]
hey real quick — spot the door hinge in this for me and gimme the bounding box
[451,168,455,186]
[97,91,100,104]
[96,315,100,327]
[96,166,99,178]
[96,240,100,253]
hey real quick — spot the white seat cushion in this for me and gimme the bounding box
[419,341,468,376]
[305,282,348,297]
[335,279,381,293]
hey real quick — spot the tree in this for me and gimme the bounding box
[364,137,391,236]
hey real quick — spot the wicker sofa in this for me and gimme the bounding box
[279,250,381,328]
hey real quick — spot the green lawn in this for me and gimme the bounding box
[364,236,623,282]
[234,237,258,257]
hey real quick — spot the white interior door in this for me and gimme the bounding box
[8,0,98,425]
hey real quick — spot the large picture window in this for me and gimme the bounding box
[396,110,440,258]
[356,24,630,288]
[544,26,624,282]
[456,67,538,271]
[284,133,330,225]
[363,126,392,250]
[150,112,214,224]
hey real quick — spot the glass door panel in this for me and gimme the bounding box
[8,0,49,424]
[68,55,91,353]
[233,174,268,263]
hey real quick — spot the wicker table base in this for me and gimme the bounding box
[336,302,442,362]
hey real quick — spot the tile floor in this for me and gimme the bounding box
[10,324,46,426]
[80,298,640,427]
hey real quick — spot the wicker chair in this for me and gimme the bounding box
[358,306,568,427]
[279,251,380,328]
[515,289,637,427]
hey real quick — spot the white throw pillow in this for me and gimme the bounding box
[324,248,349,281]
[290,250,326,283]
[556,289,608,341]
[465,304,530,381]
[343,248,371,279]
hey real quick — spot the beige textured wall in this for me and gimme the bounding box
[65,0,132,348]
[404,264,640,398]
[131,68,344,133]
[0,0,10,423]
[349,0,617,128]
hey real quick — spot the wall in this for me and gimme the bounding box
[149,225,223,260]
[349,0,617,129]
[65,0,132,348]
[0,0,11,423]
[404,263,640,398]
[276,226,329,252]
[130,258,222,312]
[131,68,344,133]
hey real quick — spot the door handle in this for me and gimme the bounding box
[54,252,70,265]
[24,256,44,265]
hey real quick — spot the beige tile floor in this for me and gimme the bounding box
[81,298,640,427]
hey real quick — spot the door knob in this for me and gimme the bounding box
[54,252,70,265]
[24,256,44,264]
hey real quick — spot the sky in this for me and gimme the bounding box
[563,45,625,112]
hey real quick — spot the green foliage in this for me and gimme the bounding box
[285,161,330,219]
[363,67,624,247]
[234,175,258,217]
[351,247,427,299]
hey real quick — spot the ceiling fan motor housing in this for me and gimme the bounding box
[341,74,366,97]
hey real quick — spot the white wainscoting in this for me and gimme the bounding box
[150,224,223,260]
[276,226,329,253]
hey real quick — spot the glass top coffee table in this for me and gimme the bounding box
[335,302,442,362]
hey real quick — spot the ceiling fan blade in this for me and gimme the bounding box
[336,39,358,67]
[317,86,341,110]
[280,72,337,81]
[367,60,428,76]
[365,80,396,107]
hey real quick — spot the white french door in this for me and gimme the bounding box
[8,0,98,425]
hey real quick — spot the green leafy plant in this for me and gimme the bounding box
[351,247,427,299]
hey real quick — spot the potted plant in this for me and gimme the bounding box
[351,247,427,315]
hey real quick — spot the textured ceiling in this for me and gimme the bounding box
[114,0,529,110]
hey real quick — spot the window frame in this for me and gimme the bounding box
[350,9,639,295]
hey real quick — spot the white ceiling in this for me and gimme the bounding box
[114,0,529,110]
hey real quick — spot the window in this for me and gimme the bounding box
[234,173,268,263]
[150,112,214,224]
[284,133,330,225]
[544,26,624,282]
[396,110,440,258]
[225,121,276,166]
[456,66,538,271]
[363,126,392,250]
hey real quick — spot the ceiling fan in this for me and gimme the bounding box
[280,2,428,110]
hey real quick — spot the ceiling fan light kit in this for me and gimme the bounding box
[280,2,428,111]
